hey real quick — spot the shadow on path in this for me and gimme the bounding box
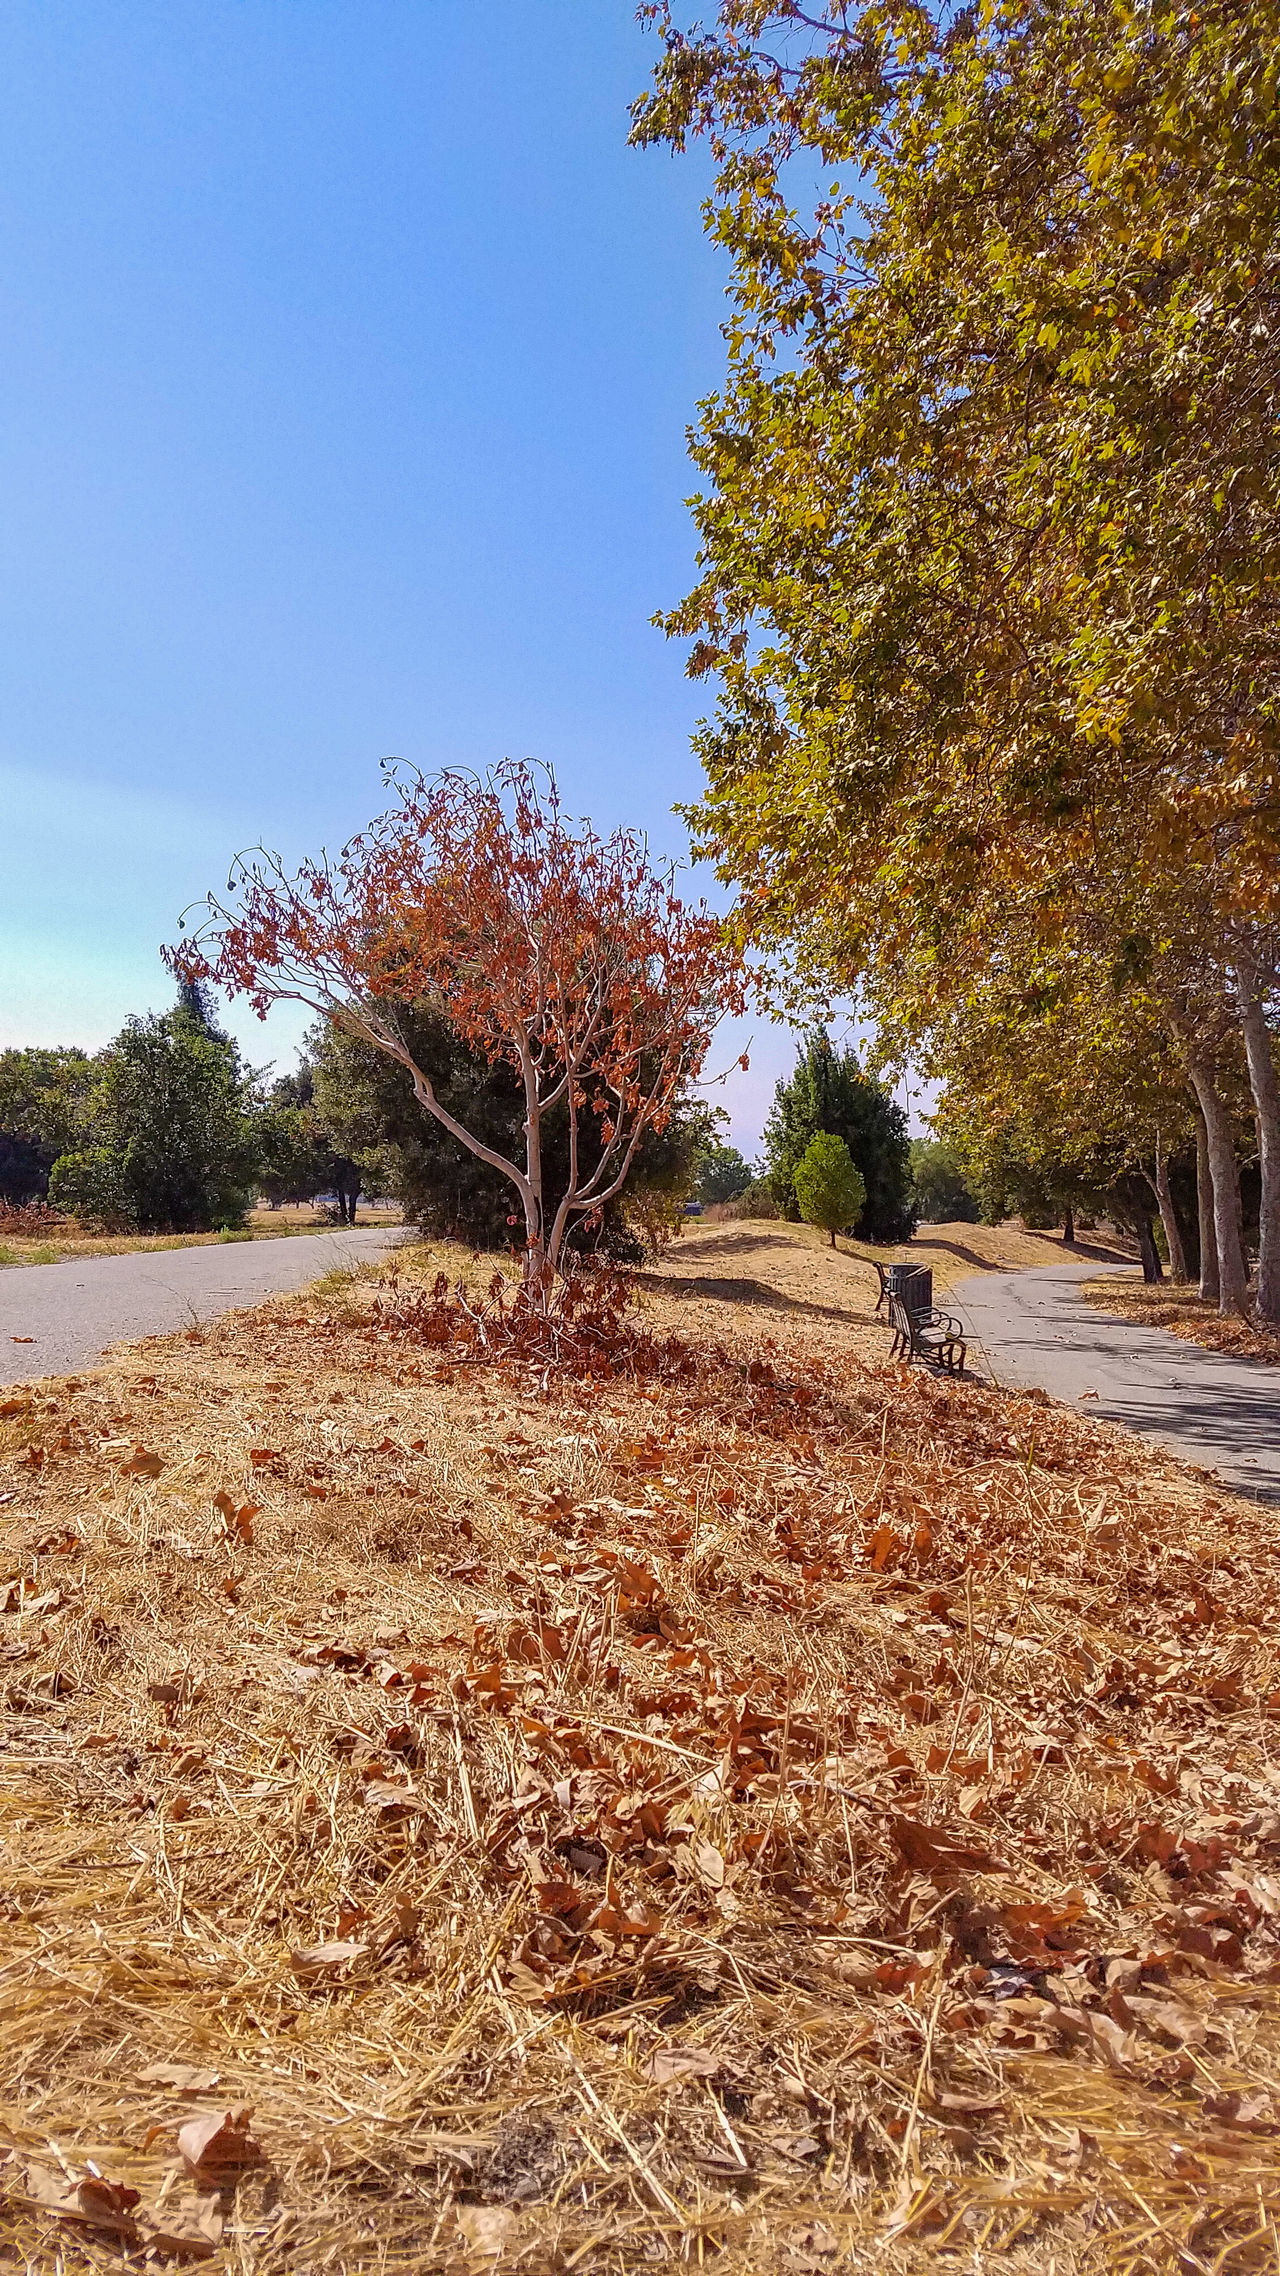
[953,1263,1280,1504]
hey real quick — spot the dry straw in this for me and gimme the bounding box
[1,1241,1279,2273]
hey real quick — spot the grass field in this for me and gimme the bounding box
[2,1228,1276,2273]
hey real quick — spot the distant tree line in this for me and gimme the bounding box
[7,988,1091,1253]
[0,979,721,1250]
[0,984,360,1234]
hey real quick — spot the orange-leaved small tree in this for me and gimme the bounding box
[167,762,745,1303]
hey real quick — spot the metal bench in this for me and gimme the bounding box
[887,1289,967,1374]
[872,1259,890,1314]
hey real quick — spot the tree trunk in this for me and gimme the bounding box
[1135,1213,1164,1284]
[1062,1205,1075,1246]
[1152,1132,1188,1283]
[1193,1103,1218,1304]
[1186,1056,1249,1315]
[829,1227,836,1247]
[1234,950,1280,1327]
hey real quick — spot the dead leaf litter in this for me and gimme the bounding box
[1,1241,1278,2273]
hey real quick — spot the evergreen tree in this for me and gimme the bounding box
[764,1035,914,1241]
[49,998,259,1231]
[175,976,231,1043]
[312,1007,711,1257]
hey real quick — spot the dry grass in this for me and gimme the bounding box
[654,1216,1134,1318]
[0,1206,400,1272]
[893,1220,1135,1290]
[2,1238,1279,2273]
[1082,1277,1280,1369]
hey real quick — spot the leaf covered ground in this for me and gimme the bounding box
[1082,1275,1280,1369]
[2,1239,1279,2274]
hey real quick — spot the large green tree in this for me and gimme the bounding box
[909,1139,979,1227]
[0,1048,98,1204]
[49,1001,260,1232]
[694,1131,754,1204]
[764,1033,914,1240]
[634,0,1280,1319]
[258,1061,365,1222]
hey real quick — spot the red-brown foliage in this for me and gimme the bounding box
[0,1200,65,1235]
[169,763,744,1297]
[369,1260,707,1387]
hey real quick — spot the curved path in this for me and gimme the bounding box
[951,1261,1280,1503]
[0,1227,402,1388]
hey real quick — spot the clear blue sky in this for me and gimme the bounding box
[0,2,871,1150]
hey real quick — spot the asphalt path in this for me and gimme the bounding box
[951,1260,1280,1503]
[0,1227,402,1387]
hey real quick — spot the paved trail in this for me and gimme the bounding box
[952,1261,1280,1503]
[0,1228,401,1387]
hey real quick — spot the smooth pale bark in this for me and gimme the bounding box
[1186,1056,1249,1315]
[1193,1105,1219,1304]
[1151,1131,1188,1282]
[1234,952,1280,1328]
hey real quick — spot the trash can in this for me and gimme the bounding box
[888,1263,933,1316]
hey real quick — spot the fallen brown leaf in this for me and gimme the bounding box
[141,2194,224,2259]
[644,2043,721,2084]
[139,2061,222,2094]
[24,2165,141,2242]
[213,1488,259,1542]
[289,1938,369,1981]
[122,1446,164,1478]
[177,2104,260,2173]
[692,1837,725,1888]
[455,2205,520,2257]
[888,1814,1001,1876]
[1203,2088,1277,2132]
[926,2089,1004,2118]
